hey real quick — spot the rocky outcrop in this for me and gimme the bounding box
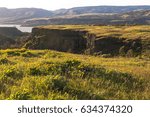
[24,27,145,56]
[0,27,23,38]
[0,34,15,49]
[0,27,29,49]
[24,28,87,53]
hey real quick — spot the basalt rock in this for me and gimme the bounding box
[24,27,144,56]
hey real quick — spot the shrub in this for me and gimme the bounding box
[3,67,23,79]
[51,78,67,91]
[6,51,20,56]
[45,76,67,91]
[44,51,63,58]
[47,60,82,76]
[21,51,35,57]
[9,90,31,100]
[0,58,10,64]
[28,67,42,76]
[62,60,81,67]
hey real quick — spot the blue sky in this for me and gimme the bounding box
[0,0,150,10]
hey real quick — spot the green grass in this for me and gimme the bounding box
[40,25,150,40]
[0,49,149,100]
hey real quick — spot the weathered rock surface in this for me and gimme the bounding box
[0,27,29,49]
[24,28,87,53]
[0,27,23,38]
[24,26,149,56]
[0,34,15,49]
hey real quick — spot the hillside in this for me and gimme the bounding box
[0,6,150,25]
[0,49,149,99]
[53,6,150,16]
[53,5,150,16]
[0,27,29,49]
[0,7,53,24]
[23,10,150,26]
[23,13,118,26]
[0,27,23,38]
[24,25,150,57]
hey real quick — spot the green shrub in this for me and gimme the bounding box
[45,76,67,91]
[28,67,42,76]
[21,51,35,57]
[59,60,81,72]
[51,78,67,91]
[0,58,10,64]
[3,67,23,79]
[44,51,63,58]
[47,60,82,77]
[61,60,81,68]
[9,90,31,100]
[6,51,20,56]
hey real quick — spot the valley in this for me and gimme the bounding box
[0,24,149,100]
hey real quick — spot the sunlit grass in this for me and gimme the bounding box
[40,25,150,40]
[0,49,149,100]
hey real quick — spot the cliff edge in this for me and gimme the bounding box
[24,25,150,56]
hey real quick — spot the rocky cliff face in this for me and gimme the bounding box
[0,27,23,38]
[0,34,15,49]
[0,27,29,49]
[25,28,88,53]
[24,26,146,56]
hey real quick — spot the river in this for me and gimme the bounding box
[0,24,33,32]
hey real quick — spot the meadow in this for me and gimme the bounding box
[41,25,150,40]
[0,49,149,100]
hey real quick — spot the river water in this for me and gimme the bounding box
[0,24,33,32]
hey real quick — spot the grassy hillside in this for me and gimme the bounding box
[40,25,150,40]
[0,49,149,100]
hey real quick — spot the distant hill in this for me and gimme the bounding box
[0,7,53,23]
[119,10,150,22]
[0,6,150,25]
[53,6,150,16]
[23,10,150,26]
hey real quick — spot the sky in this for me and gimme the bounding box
[0,0,150,10]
